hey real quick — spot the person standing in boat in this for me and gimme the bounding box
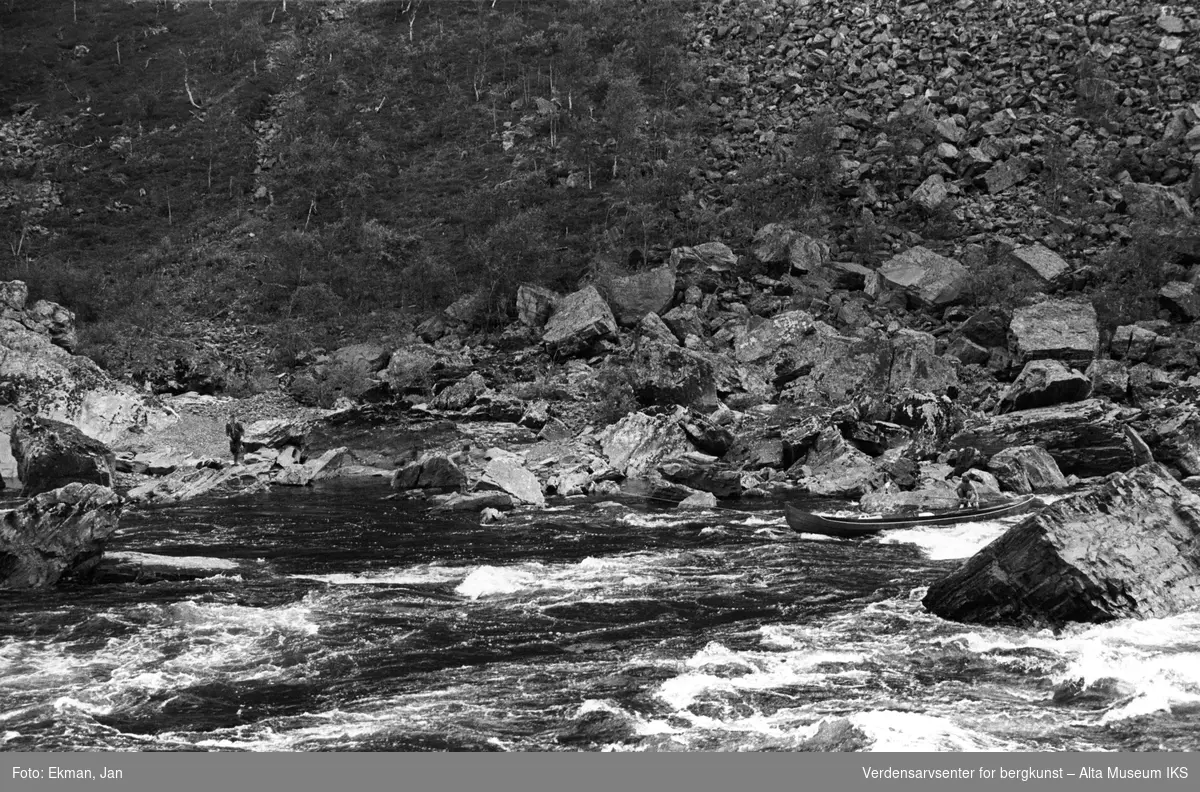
[225,412,245,465]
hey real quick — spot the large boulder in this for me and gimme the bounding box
[607,266,676,326]
[887,330,958,395]
[875,246,970,308]
[0,311,173,444]
[1085,358,1130,400]
[750,225,830,274]
[330,343,390,373]
[949,399,1142,477]
[0,280,28,314]
[26,299,78,352]
[627,341,719,409]
[1110,324,1160,362]
[126,461,273,503]
[1159,281,1200,321]
[241,418,310,452]
[996,359,1091,413]
[1009,299,1099,366]
[480,449,545,506]
[272,447,348,486]
[922,464,1200,625]
[12,417,116,496]
[0,483,123,589]
[668,242,737,272]
[731,311,816,364]
[0,405,18,486]
[775,325,956,407]
[1007,244,1069,285]
[516,285,560,328]
[986,445,1068,494]
[598,409,691,478]
[1127,405,1200,477]
[803,427,877,497]
[542,285,619,357]
[390,455,466,490]
[430,371,487,411]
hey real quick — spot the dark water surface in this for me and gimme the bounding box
[2,481,1198,751]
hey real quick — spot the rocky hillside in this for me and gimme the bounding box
[684,0,1200,261]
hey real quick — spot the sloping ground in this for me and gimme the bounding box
[687,0,1199,257]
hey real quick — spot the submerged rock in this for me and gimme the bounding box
[0,483,123,589]
[923,464,1200,626]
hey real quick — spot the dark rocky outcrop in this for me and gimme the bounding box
[0,483,123,589]
[923,464,1200,626]
[950,399,1140,477]
[12,417,117,495]
[996,359,1091,413]
[606,266,676,327]
[390,455,467,490]
[627,341,719,409]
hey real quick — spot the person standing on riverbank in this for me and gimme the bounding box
[225,413,245,464]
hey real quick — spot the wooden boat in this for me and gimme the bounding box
[784,496,1038,539]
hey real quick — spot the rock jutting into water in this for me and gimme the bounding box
[922,463,1200,626]
[11,415,117,496]
[0,482,123,589]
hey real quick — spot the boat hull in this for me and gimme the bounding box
[785,497,1038,539]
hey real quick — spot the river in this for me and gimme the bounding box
[2,481,1198,752]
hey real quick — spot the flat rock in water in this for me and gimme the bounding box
[481,455,545,507]
[436,491,515,512]
[923,464,1200,626]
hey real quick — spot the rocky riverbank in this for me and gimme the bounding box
[3,1,1200,622]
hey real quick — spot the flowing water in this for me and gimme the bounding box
[2,481,1199,752]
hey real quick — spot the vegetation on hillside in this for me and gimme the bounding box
[2,0,714,373]
[2,0,1198,387]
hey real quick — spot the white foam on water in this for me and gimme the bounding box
[53,697,113,716]
[0,596,329,725]
[656,641,865,710]
[455,565,542,598]
[881,519,1012,560]
[168,600,320,636]
[293,564,467,586]
[941,612,1200,722]
[851,710,1018,751]
[617,513,697,529]
[453,552,680,600]
[105,552,239,570]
